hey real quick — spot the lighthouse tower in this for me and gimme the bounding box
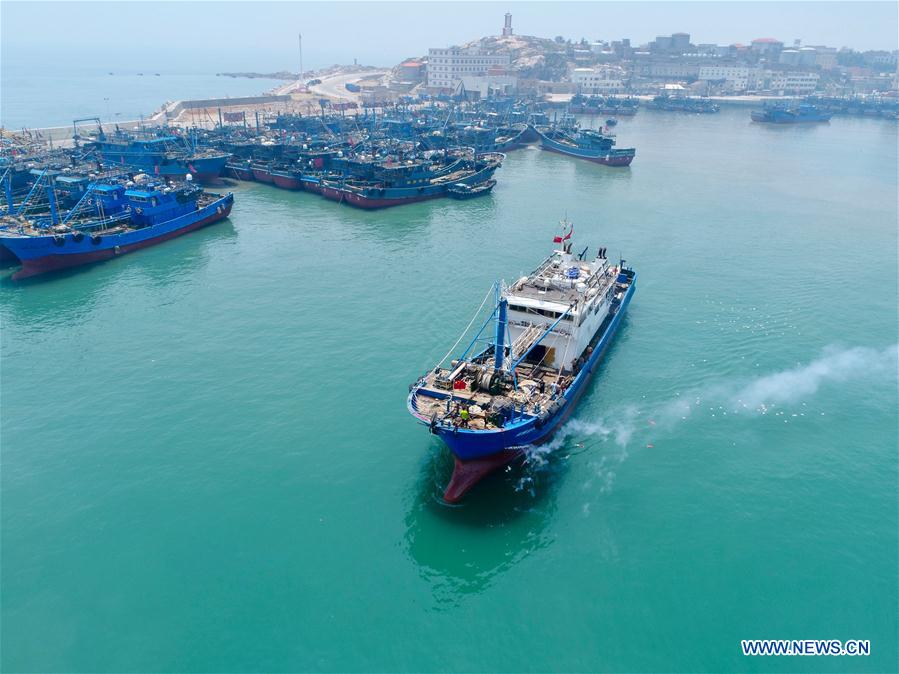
[502,12,513,37]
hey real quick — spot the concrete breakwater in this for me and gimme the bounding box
[25,94,293,145]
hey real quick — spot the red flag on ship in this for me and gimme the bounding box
[553,222,573,243]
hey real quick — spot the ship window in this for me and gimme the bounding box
[508,304,572,321]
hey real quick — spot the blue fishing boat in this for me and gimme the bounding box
[751,103,831,123]
[407,225,636,501]
[447,179,496,199]
[536,126,636,166]
[569,95,639,116]
[82,124,230,183]
[320,151,503,209]
[649,95,720,113]
[1,177,233,279]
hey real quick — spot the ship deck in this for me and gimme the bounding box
[413,357,574,431]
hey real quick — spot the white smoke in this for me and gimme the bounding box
[731,344,897,409]
[519,344,897,496]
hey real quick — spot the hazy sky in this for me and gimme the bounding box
[2,1,896,73]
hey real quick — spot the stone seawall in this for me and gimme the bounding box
[28,94,294,146]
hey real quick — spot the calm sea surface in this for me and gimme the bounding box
[1,108,896,672]
[0,60,285,129]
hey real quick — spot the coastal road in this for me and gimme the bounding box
[307,71,387,102]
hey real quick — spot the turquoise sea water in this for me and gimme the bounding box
[1,108,896,672]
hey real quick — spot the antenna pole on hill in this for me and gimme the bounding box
[298,33,303,85]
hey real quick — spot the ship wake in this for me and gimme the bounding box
[515,344,898,496]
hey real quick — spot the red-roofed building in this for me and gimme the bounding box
[751,38,784,56]
[396,60,426,82]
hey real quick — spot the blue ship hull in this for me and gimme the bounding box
[3,193,233,279]
[751,109,832,123]
[537,130,636,166]
[321,161,500,209]
[408,271,637,464]
[97,144,229,182]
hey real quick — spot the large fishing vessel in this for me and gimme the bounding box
[750,103,832,124]
[649,95,720,114]
[407,224,637,501]
[78,123,230,183]
[568,95,640,116]
[535,125,636,166]
[320,151,503,209]
[0,176,233,279]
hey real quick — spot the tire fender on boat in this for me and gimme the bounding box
[91,235,102,245]
[539,400,563,426]
[114,246,122,255]
[216,205,223,215]
[72,232,84,243]
[53,235,65,247]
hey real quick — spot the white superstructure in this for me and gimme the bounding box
[503,238,622,372]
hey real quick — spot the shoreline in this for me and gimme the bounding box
[12,88,894,148]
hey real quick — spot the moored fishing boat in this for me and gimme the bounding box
[270,166,304,190]
[321,152,503,209]
[536,126,635,166]
[0,178,233,279]
[407,223,636,501]
[447,179,496,199]
[569,95,640,116]
[494,125,528,151]
[251,163,275,183]
[84,128,230,183]
[226,159,255,181]
[751,103,831,123]
[649,95,720,113]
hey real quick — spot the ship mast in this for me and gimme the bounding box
[298,33,303,86]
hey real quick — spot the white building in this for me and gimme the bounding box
[698,65,759,92]
[571,67,626,94]
[764,71,820,94]
[779,49,801,66]
[458,74,518,98]
[427,46,512,91]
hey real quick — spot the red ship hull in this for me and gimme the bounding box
[252,167,274,183]
[271,173,304,190]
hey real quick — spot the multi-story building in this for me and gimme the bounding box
[751,38,785,57]
[778,49,801,66]
[651,33,691,53]
[812,47,838,70]
[863,50,899,68]
[763,71,820,94]
[648,61,702,79]
[396,60,426,83]
[426,46,512,91]
[671,33,691,52]
[571,67,626,93]
[698,65,760,92]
